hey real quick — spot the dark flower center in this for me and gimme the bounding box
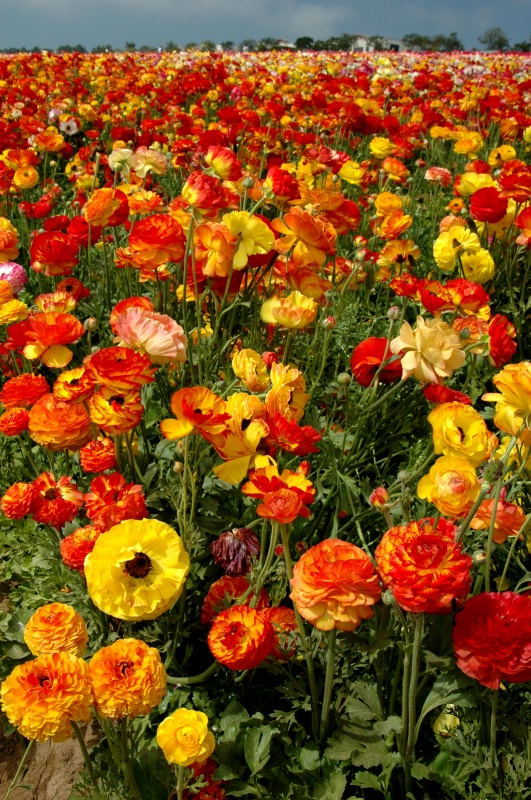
[118,660,134,677]
[44,488,58,500]
[124,551,152,579]
[39,674,50,687]
[109,395,125,405]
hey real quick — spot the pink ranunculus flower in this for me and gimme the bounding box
[113,308,187,365]
[0,262,27,295]
[424,167,453,186]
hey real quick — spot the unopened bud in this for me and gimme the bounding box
[173,461,184,474]
[274,544,284,556]
[84,317,98,331]
[387,305,400,320]
[472,549,487,564]
[337,372,351,386]
[322,315,336,329]
[369,487,390,507]
[295,541,308,553]
[242,176,255,189]
[397,470,411,483]
[415,158,426,168]
[356,249,367,263]
[382,589,395,606]
[482,460,504,483]
[262,351,279,368]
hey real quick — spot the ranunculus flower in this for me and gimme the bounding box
[223,210,275,269]
[375,518,472,614]
[1,652,92,742]
[30,231,79,277]
[113,308,187,365]
[89,638,166,719]
[417,455,479,517]
[0,407,29,436]
[30,472,84,529]
[84,472,148,529]
[290,539,381,631]
[24,603,88,657]
[390,317,465,384]
[157,708,215,767]
[232,348,270,392]
[350,337,402,387]
[200,576,269,625]
[427,402,492,466]
[79,438,117,473]
[262,607,298,660]
[470,497,527,544]
[433,226,480,272]
[0,482,35,519]
[85,346,156,393]
[207,605,275,670]
[28,394,92,451]
[453,592,531,689]
[60,525,103,574]
[210,527,261,576]
[0,262,27,294]
[260,291,317,329]
[85,519,190,621]
[469,187,508,224]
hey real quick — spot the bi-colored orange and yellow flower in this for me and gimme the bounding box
[417,456,480,517]
[428,402,494,466]
[24,603,88,657]
[207,605,275,670]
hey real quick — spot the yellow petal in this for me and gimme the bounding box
[160,419,194,439]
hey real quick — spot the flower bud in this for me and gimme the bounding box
[337,372,351,386]
[369,487,390,507]
[322,315,336,329]
[387,306,401,320]
[274,544,284,557]
[173,461,184,474]
[295,541,308,553]
[472,549,487,564]
[481,460,504,483]
[382,588,395,605]
[397,470,411,483]
[83,317,98,331]
[262,351,279,368]
[242,177,255,189]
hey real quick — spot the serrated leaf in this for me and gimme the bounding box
[244,726,273,776]
[415,672,476,741]
[220,699,249,736]
[410,762,432,781]
[299,743,322,771]
[352,771,382,792]
[373,716,402,738]
[313,771,347,800]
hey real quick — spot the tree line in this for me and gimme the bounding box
[1,27,529,55]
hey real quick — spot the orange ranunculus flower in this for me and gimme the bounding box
[24,603,88,657]
[207,605,275,670]
[194,221,237,278]
[160,386,229,440]
[381,157,409,181]
[85,346,156,393]
[262,607,298,660]
[31,472,84,529]
[200,576,270,625]
[84,472,147,529]
[260,291,317,329]
[428,402,493,466]
[33,130,65,152]
[21,312,85,369]
[1,652,92,742]
[127,214,186,267]
[286,265,332,301]
[0,218,20,262]
[110,296,155,334]
[290,539,381,631]
[0,407,29,435]
[34,290,77,314]
[374,210,413,240]
[127,190,165,216]
[0,481,35,519]
[470,498,527,544]
[241,463,316,524]
[60,525,103,574]
[0,298,29,325]
[375,518,472,614]
[83,188,129,228]
[89,638,166,720]
[265,362,308,422]
[232,348,270,392]
[28,394,92,451]
[482,362,531,431]
[204,145,243,181]
[88,386,144,436]
[272,207,336,267]
[79,437,117,473]
[53,367,94,404]
[181,171,226,215]
[13,165,39,189]
[30,232,79,277]
[417,455,480,517]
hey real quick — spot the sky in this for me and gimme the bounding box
[0,0,529,51]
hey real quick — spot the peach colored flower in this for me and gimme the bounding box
[113,308,187,365]
[390,316,465,384]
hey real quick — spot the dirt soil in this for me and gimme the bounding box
[0,723,96,800]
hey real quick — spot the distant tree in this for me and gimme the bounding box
[239,38,257,51]
[478,27,510,51]
[200,40,216,51]
[138,45,154,52]
[125,41,136,51]
[91,44,113,53]
[165,40,180,52]
[57,44,87,53]
[402,33,432,50]
[367,35,385,51]
[513,36,531,52]
[295,36,314,49]
[221,40,235,50]
[256,37,280,51]
[402,32,463,51]
[313,40,327,51]
[184,42,198,50]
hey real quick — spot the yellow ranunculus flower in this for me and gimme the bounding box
[0,299,29,324]
[222,210,274,269]
[260,291,317,329]
[85,519,190,621]
[433,226,480,272]
[374,191,403,216]
[453,131,483,156]
[460,248,495,284]
[13,165,40,189]
[428,402,492,466]
[338,160,364,185]
[232,348,270,392]
[488,145,516,166]
[456,172,495,197]
[417,455,480,518]
[157,708,215,766]
[369,137,396,159]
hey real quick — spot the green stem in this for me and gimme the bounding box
[167,661,220,685]
[319,628,337,743]
[485,479,504,593]
[4,739,35,800]
[279,523,320,741]
[489,690,499,770]
[405,613,424,761]
[176,764,186,800]
[120,718,142,800]
[71,721,99,793]
[499,514,531,591]
[164,583,187,670]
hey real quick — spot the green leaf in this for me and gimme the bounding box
[225,779,262,797]
[415,673,476,741]
[410,762,432,781]
[133,746,171,800]
[313,771,347,799]
[220,699,250,738]
[4,642,30,659]
[244,726,273,775]
[373,716,402,738]
[352,771,382,792]
[299,742,323,771]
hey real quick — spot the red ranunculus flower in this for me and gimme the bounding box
[84,472,148,530]
[423,384,472,405]
[453,592,531,689]
[469,187,508,224]
[350,337,402,387]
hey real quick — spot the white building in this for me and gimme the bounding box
[350,35,406,53]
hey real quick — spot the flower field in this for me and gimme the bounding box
[0,46,531,799]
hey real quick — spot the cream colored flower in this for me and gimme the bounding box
[390,316,466,384]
